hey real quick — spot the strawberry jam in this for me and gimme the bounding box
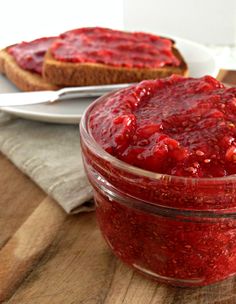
[8,37,56,74]
[81,76,236,286]
[90,75,236,178]
[51,27,180,68]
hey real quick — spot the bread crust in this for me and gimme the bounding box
[0,48,59,91]
[0,50,5,74]
[43,47,188,86]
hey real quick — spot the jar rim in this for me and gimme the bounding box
[80,90,236,184]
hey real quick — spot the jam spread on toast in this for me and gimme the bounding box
[8,37,55,74]
[51,27,180,68]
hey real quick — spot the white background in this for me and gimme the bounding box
[0,0,124,48]
[1,0,236,68]
[1,0,236,47]
[124,0,236,45]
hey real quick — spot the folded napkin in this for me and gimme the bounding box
[0,112,94,213]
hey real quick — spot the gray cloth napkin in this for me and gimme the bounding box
[0,112,94,213]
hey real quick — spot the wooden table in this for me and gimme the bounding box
[1,70,236,304]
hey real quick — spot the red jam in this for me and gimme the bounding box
[8,37,56,74]
[81,75,236,287]
[50,27,180,68]
[90,75,236,178]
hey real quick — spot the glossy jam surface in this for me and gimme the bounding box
[51,27,180,68]
[8,37,55,74]
[89,75,236,178]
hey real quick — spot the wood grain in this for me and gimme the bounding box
[0,197,66,303]
[1,70,236,304]
[0,156,45,249]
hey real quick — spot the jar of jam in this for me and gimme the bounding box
[80,76,236,286]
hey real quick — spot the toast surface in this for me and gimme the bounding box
[0,48,59,91]
[43,47,188,87]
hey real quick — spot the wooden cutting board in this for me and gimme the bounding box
[1,70,236,304]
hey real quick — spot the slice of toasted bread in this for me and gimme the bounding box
[42,47,188,87]
[0,48,59,91]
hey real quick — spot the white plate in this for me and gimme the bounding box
[0,37,218,124]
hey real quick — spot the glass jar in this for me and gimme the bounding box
[80,92,236,287]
